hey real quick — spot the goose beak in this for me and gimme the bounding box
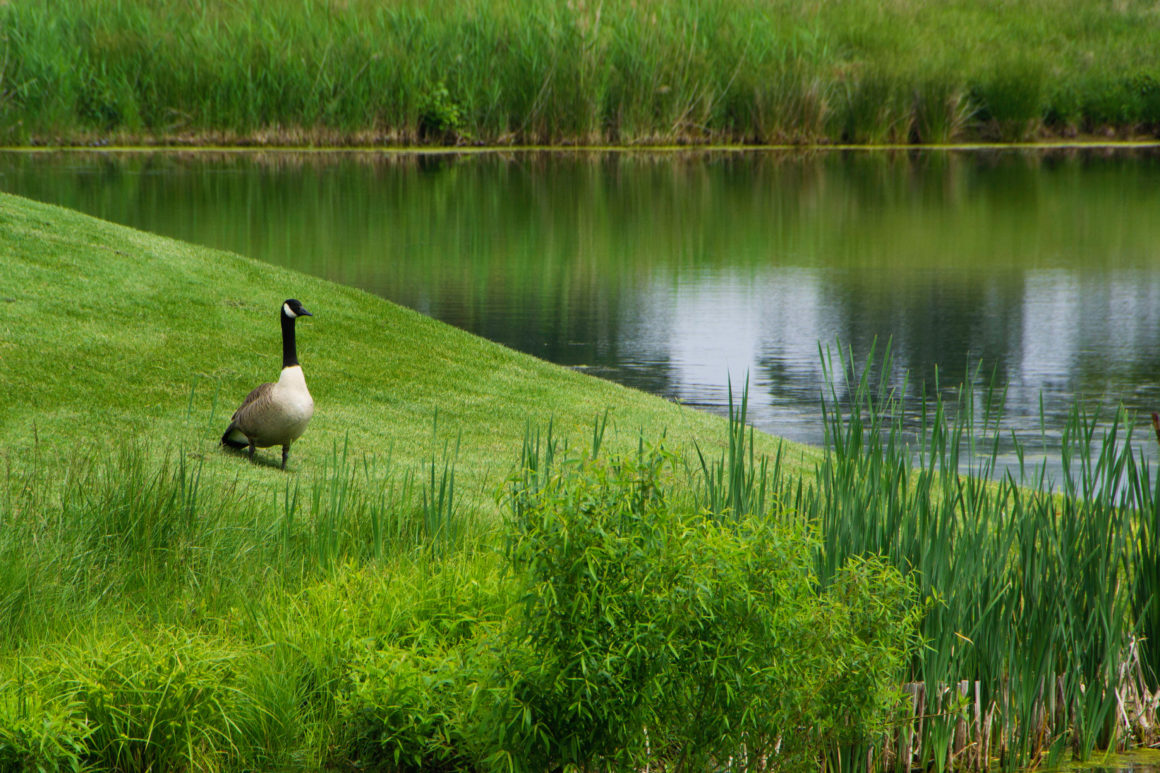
[299,307,313,317]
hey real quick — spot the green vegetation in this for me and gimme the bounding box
[2,0,1160,147]
[0,192,905,770]
[793,348,1160,770]
[0,438,916,771]
[1,192,1158,770]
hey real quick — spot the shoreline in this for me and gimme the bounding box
[4,138,1160,155]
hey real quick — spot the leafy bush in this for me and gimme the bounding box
[34,632,253,772]
[0,689,91,773]
[418,82,465,142]
[338,646,473,771]
[489,445,923,771]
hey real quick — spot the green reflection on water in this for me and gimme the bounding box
[1058,747,1160,771]
[5,149,1160,454]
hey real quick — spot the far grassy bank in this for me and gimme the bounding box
[3,0,1160,147]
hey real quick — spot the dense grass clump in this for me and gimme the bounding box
[2,0,1160,146]
[0,431,922,771]
[0,440,472,649]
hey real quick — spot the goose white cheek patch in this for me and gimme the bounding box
[283,302,296,318]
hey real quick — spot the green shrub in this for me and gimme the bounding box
[36,632,252,772]
[1075,73,1160,129]
[491,445,923,771]
[338,646,473,771]
[259,557,505,770]
[418,82,465,142]
[0,688,90,773]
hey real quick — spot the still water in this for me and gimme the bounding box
[5,149,1160,475]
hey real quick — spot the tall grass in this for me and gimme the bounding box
[2,0,1159,146]
[694,346,1160,770]
[0,423,482,769]
[0,433,472,650]
[4,353,1159,768]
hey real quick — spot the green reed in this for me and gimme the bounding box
[2,0,1159,146]
[751,345,1160,770]
[1128,455,1160,687]
[693,375,778,522]
[673,341,1158,768]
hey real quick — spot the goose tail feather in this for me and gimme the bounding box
[221,425,248,449]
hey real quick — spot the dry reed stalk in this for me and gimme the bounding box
[971,681,982,770]
[904,663,1160,770]
[952,680,970,767]
[914,681,927,771]
[982,700,997,770]
[998,677,1010,766]
[901,681,922,772]
[1032,677,1047,760]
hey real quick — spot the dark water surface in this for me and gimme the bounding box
[1070,748,1160,773]
[6,149,1160,474]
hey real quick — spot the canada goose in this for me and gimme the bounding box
[221,299,314,469]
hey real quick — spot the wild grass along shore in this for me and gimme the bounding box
[3,0,1160,147]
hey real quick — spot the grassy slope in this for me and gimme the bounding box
[0,191,809,511]
[0,192,819,769]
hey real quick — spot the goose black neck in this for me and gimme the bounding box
[281,311,299,369]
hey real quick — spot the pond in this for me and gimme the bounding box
[1068,747,1160,773]
[5,148,1160,478]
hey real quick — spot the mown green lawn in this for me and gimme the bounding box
[0,191,809,506]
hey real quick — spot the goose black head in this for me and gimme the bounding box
[282,299,313,319]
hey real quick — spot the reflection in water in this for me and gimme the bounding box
[5,149,1160,475]
[1081,751,1160,773]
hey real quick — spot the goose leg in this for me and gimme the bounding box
[282,445,290,470]
[248,441,256,461]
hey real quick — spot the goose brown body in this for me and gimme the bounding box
[223,365,313,449]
